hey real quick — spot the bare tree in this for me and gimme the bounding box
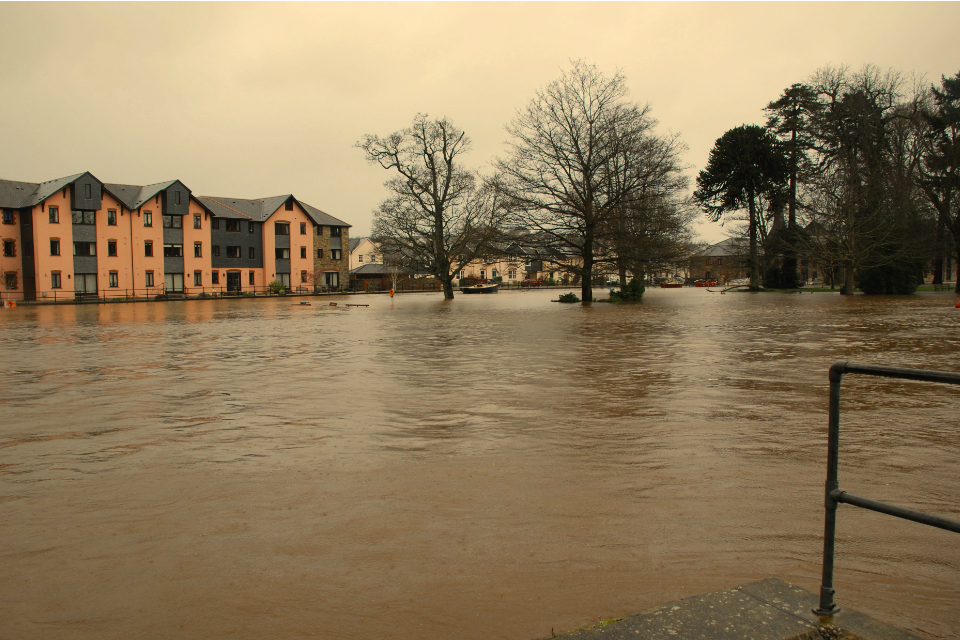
[358,114,503,300]
[802,65,924,293]
[494,60,663,302]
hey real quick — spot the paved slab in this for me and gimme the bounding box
[545,578,920,640]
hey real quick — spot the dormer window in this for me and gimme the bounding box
[285,199,293,211]
[330,226,341,237]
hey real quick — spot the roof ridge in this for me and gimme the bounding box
[199,196,254,219]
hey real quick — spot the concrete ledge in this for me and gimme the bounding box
[545,578,920,640]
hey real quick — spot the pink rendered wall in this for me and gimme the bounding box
[182,199,208,291]
[96,192,134,293]
[262,201,316,290]
[0,204,25,299]
[31,188,76,300]
[130,193,165,293]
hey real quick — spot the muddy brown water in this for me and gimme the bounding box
[1,288,958,640]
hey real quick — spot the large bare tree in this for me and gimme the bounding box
[358,114,502,299]
[494,61,663,302]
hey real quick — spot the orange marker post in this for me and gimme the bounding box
[390,289,395,298]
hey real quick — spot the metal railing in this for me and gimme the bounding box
[814,361,960,618]
[1,284,345,304]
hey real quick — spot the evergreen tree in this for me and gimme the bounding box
[694,125,789,291]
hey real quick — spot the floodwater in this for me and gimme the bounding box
[1,288,959,640]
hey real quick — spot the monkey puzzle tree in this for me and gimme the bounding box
[694,125,789,291]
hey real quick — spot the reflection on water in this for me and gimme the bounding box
[1,289,959,639]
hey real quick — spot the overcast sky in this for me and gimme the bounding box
[2,2,958,244]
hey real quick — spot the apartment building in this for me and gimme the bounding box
[0,172,350,301]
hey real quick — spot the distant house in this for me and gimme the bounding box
[349,237,381,271]
[689,238,748,283]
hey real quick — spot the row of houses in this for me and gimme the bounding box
[0,172,351,301]
[347,236,583,286]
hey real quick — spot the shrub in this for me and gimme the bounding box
[267,280,286,295]
[608,278,645,302]
[557,292,580,303]
[856,261,920,295]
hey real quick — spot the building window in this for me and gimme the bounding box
[277,273,290,287]
[107,210,117,226]
[164,244,183,257]
[144,241,153,257]
[331,249,341,260]
[300,246,307,259]
[458,270,465,279]
[48,207,59,224]
[225,220,240,232]
[212,245,220,257]
[212,271,220,285]
[85,183,92,199]
[212,218,220,230]
[143,211,153,227]
[508,269,517,280]
[480,269,486,279]
[162,215,182,228]
[145,271,154,287]
[358,255,363,263]
[717,258,723,266]
[72,210,95,225]
[73,242,96,256]
[492,270,498,279]
[275,248,290,259]
[194,242,202,257]
[275,222,290,235]
[194,271,202,286]
[107,241,117,257]
[330,226,341,237]
[249,271,255,285]
[109,272,118,288]
[248,221,254,234]
[285,199,293,211]
[249,247,255,259]
[50,239,60,256]
[2,210,13,224]
[316,225,322,236]
[227,246,241,258]
[300,222,306,235]
[51,271,61,288]
[4,272,17,290]
[316,248,323,259]
[300,270,307,283]
[175,190,181,205]
[193,214,201,229]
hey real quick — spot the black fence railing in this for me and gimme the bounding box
[814,361,960,619]
[2,284,344,304]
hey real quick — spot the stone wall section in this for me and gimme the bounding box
[313,225,349,288]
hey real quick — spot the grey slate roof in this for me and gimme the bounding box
[2,173,351,230]
[696,238,744,257]
[197,195,350,227]
[349,237,366,253]
[103,180,179,210]
[0,173,89,208]
[0,179,39,208]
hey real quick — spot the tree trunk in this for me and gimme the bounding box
[932,219,945,285]
[581,258,593,302]
[748,194,760,291]
[955,242,960,294]
[619,263,628,288]
[841,261,855,295]
[441,276,455,300]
